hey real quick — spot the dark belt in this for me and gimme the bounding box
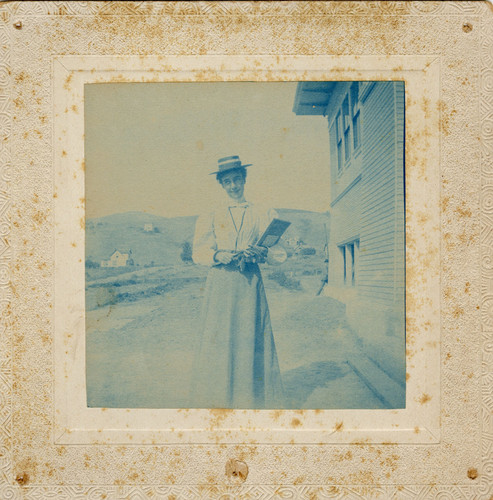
[216,261,260,273]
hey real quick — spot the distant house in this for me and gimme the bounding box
[293,81,405,340]
[284,236,302,248]
[100,250,134,268]
[144,223,153,232]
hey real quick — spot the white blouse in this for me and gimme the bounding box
[192,201,283,266]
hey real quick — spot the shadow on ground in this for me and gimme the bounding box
[282,360,350,408]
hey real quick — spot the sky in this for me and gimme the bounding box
[85,82,331,219]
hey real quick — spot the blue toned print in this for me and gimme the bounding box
[85,81,405,410]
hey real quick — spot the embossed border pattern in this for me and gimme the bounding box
[0,1,492,498]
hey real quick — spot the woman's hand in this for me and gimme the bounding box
[244,245,268,263]
[214,251,235,265]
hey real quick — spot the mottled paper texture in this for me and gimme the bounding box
[1,1,492,498]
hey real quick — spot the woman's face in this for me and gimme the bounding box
[220,170,246,201]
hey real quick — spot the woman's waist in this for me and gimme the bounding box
[212,261,261,274]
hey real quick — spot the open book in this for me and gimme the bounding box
[257,218,291,248]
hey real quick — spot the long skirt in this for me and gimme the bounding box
[190,262,284,409]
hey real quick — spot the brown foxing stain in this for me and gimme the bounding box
[71,104,78,114]
[422,96,431,120]
[467,468,478,480]
[453,306,464,319]
[208,408,234,429]
[438,99,457,137]
[441,195,450,213]
[16,456,37,483]
[291,418,301,427]
[32,210,48,226]
[334,421,344,432]
[418,393,431,405]
[347,469,375,485]
[459,229,474,246]
[15,473,28,486]
[14,71,27,84]
[326,486,341,495]
[40,332,51,345]
[334,450,353,462]
[417,212,430,225]
[64,73,73,90]
[455,201,472,218]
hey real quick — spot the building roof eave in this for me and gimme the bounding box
[292,81,339,116]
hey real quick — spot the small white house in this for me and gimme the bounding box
[284,236,302,248]
[144,223,153,232]
[100,250,131,268]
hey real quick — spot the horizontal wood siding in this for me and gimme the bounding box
[331,180,361,246]
[394,82,406,310]
[358,82,398,305]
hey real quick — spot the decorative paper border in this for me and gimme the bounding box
[0,1,491,498]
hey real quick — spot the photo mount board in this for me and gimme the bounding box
[2,1,491,497]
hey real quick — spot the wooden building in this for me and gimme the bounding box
[293,81,405,346]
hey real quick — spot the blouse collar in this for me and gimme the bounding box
[227,200,250,208]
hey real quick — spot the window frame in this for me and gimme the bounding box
[332,83,362,177]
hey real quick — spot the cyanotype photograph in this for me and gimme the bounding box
[85,81,405,410]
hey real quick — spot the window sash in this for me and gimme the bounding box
[353,110,361,150]
[337,141,343,172]
[344,129,351,161]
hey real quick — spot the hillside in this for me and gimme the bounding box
[276,208,330,249]
[86,209,330,267]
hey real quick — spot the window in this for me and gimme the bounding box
[339,245,346,283]
[347,243,355,286]
[342,96,351,161]
[336,112,343,173]
[332,83,362,175]
[340,239,359,286]
[350,83,361,151]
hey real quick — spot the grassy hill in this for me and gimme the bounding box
[86,209,330,267]
[276,208,330,250]
[86,211,196,267]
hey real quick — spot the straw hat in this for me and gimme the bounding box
[210,155,252,175]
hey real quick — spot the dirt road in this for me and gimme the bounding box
[86,267,384,409]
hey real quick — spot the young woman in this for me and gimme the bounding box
[190,155,284,409]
